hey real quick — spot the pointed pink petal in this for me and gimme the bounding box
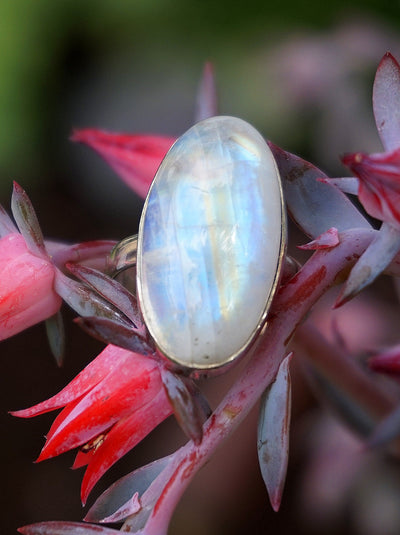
[40,395,89,448]
[343,149,400,228]
[195,62,218,122]
[81,389,172,503]
[373,53,400,152]
[71,129,175,198]
[38,353,162,460]
[12,345,129,417]
[298,227,340,250]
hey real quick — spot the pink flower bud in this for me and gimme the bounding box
[342,148,400,228]
[0,233,61,339]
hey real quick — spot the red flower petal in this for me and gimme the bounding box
[71,129,175,198]
[39,395,87,449]
[298,227,340,250]
[37,352,162,460]
[12,345,129,417]
[72,448,93,470]
[342,149,400,228]
[80,389,172,503]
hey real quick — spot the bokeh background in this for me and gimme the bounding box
[3,1,400,534]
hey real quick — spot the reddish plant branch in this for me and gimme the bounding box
[121,228,382,534]
[295,322,396,422]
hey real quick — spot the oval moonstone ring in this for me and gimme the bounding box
[137,116,286,370]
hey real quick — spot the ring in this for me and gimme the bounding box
[111,116,286,371]
[108,235,138,276]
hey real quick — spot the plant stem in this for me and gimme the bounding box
[123,228,378,534]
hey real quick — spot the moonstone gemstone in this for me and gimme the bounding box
[137,116,285,369]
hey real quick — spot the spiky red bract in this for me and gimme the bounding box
[343,149,400,228]
[71,129,175,198]
[12,344,172,502]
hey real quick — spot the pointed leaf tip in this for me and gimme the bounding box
[45,312,65,366]
[319,177,360,196]
[380,52,400,70]
[373,52,400,152]
[161,368,206,444]
[75,316,152,354]
[66,262,145,333]
[85,454,173,524]
[269,143,370,238]
[11,182,48,259]
[298,227,340,250]
[335,223,400,307]
[258,354,292,512]
[54,270,133,326]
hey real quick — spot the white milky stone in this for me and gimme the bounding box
[137,116,285,369]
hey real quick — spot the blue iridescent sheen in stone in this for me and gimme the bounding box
[137,116,285,369]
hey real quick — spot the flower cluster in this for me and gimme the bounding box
[340,53,400,229]
[13,344,172,503]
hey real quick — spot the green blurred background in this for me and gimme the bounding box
[2,1,400,534]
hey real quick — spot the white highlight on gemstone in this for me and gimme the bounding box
[137,116,285,369]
